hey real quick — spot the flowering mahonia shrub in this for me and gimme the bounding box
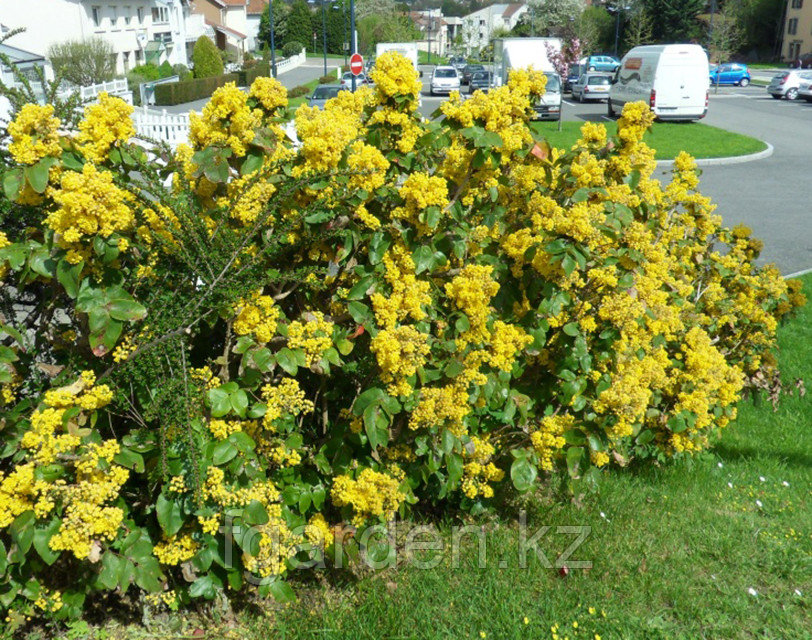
[0,54,805,626]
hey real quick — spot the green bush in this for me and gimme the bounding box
[288,84,310,98]
[192,35,224,78]
[130,63,161,82]
[282,41,304,58]
[237,63,272,87]
[172,64,192,81]
[46,37,116,86]
[153,73,240,105]
[319,73,337,84]
[158,61,174,78]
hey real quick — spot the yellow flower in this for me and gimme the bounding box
[77,92,135,163]
[7,103,62,165]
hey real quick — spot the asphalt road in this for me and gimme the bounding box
[421,75,811,276]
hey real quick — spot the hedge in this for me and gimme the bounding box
[154,72,240,106]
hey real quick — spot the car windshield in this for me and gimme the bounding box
[435,68,457,78]
[588,76,610,85]
[472,72,490,81]
[544,74,561,91]
[312,87,341,100]
[467,65,484,71]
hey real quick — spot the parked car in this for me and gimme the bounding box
[709,62,751,86]
[571,72,611,102]
[798,79,812,102]
[448,56,467,71]
[767,69,812,99]
[531,72,562,121]
[791,52,812,69]
[468,70,492,93]
[340,71,372,88]
[430,65,461,95]
[565,63,586,92]
[584,54,620,72]
[308,84,343,108]
[461,63,485,84]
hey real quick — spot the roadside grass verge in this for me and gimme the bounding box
[531,121,767,160]
[249,274,811,640]
[287,79,321,111]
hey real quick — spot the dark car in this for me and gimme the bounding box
[308,84,343,108]
[468,71,492,93]
[462,63,485,84]
[448,56,467,71]
[792,52,812,69]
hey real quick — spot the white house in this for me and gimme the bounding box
[409,9,449,58]
[186,0,249,62]
[0,1,189,77]
[460,3,528,54]
[246,0,266,52]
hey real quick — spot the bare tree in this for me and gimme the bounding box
[47,37,116,87]
[706,2,743,63]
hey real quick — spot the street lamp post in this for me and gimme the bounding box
[269,0,277,78]
[613,9,621,57]
[350,0,356,91]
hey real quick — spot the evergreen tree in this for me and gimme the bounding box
[641,0,705,42]
[285,0,315,50]
[192,35,224,78]
[258,0,290,51]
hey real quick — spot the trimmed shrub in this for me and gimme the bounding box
[319,73,337,84]
[172,64,192,81]
[237,63,272,87]
[288,84,310,97]
[0,52,805,628]
[153,73,240,105]
[129,63,161,82]
[192,35,224,78]
[158,60,174,78]
[282,41,304,58]
[46,37,116,86]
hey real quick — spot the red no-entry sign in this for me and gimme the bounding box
[350,53,364,76]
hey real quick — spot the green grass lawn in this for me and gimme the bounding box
[245,274,811,640]
[287,78,321,112]
[530,121,767,160]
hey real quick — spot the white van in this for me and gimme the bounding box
[493,38,563,121]
[608,44,710,121]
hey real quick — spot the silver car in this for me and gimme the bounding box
[767,69,812,100]
[571,72,612,102]
[308,85,343,108]
[799,78,812,102]
[430,66,460,95]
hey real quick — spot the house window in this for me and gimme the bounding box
[110,6,119,29]
[136,7,143,24]
[124,6,131,26]
[122,50,130,71]
[134,49,142,64]
[91,5,101,27]
[152,6,169,24]
[788,18,798,35]
[791,0,803,8]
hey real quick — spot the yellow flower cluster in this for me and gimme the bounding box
[408,384,471,436]
[287,311,334,365]
[249,76,288,114]
[331,467,404,526]
[7,103,62,165]
[445,264,500,346]
[488,321,532,372]
[154,533,199,566]
[370,51,422,105]
[370,243,431,329]
[233,292,280,343]
[261,377,314,430]
[304,513,334,548]
[221,170,278,225]
[346,140,390,193]
[191,366,222,390]
[47,163,134,245]
[461,436,504,499]
[531,415,570,471]
[370,325,431,396]
[269,444,302,467]
[208,419,245,440]
[391,172,449,235]
[294,91,365,174]
[77,93,135,163]
[189,83,261,157]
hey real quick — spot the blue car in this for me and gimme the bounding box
[710,63,751,87]
[584,55,620,73]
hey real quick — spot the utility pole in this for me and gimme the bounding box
[269,0,277,78]
[350,0,356,91]
[322,0,328,75]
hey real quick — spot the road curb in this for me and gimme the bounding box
[656,141,774,168]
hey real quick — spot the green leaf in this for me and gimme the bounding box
[241,152,264,176]
[134,556,164,593]
[268,579,296,603]
[99,551,123,590]
[10,511,35,554]
[32,519,61,565]
[56,258,83,298]
[113,447,145,473]
[363,404,389,449]
[412,245,434,275]
[156,494,184,537]
[208,388,231,417]
[230,389,249,418]
[566,446,584,478]
[3,168,23,200]
[213,439,238,466]
[347,301,371,325]
[108,298,147,322]
[245,500,269,526]
[510,457,537,492]
[353,387,385,415]
[636,429,655,445]
[25,159,52,194]
[275,348,298,376]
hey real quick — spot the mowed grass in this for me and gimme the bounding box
[531,120,767,160]
[247,274,811,640]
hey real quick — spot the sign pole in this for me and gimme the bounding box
[269,0,277,78]
[350,0,356,92]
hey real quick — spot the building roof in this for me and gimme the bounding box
[247,0,268,15]
[205,19,247,39]
[221,0,249,6]
[502,3,525,18]
[0,43,45,65]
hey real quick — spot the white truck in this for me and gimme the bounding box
[492,38,563,121]
[608,44,710,121]
[375,42,419,71]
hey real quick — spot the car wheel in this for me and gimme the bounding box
[607,100,615,117]
[588,65,596,71]
[770,94,781,99]
[786,87,799,100]
[739,77,750,87]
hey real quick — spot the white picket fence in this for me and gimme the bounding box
[58,78,132,102]
[132,106,190,147]
[275,49,306,74]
